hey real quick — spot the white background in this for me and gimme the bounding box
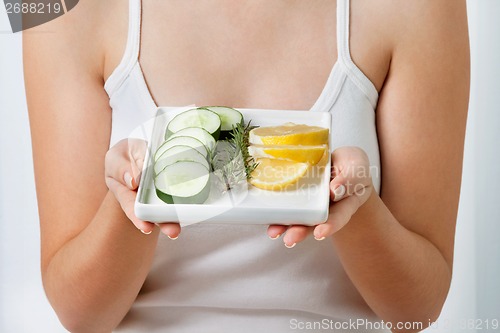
[1,1,499,332]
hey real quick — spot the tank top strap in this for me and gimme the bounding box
[126,0,142,63]
[336,0,379,108]
[104,0,142,95]
[336,0,351,66]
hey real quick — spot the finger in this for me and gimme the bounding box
[330,174,371,203]
[128,139,147,186]
[283,225,311,248]
[331,147,369,173]
[330,165,357,201]
[330,147,371,197]
[330,182,346,202]
[128,138,147,161]
[329,162,348,202]
[105,148,137,190]
[108,178,155,234]
[105,139,147,190]
[267,225,288,239]
[158,223,182,239]
[314,194,361,239]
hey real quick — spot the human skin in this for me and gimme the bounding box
[24,0,469,332]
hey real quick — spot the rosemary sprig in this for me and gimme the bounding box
[229,121,259,179]
[210,121,259,192]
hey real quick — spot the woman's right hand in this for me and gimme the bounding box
[104,138,181,238]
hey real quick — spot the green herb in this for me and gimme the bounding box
[229,121,259,179]
[211,121,259,191]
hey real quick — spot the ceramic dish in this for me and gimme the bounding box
[134,107,331,226]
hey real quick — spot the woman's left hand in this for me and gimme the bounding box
[267,146,374,247]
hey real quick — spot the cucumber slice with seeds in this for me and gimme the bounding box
[166,108,221,140]
[154,161,210,204]
[203,106,243,139]
[154,136,208,161]
[166,127,216,151]
[154,145,210,175]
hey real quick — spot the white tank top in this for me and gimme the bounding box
[105,0,385,332]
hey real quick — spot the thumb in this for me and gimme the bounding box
[124,155,145,190]
[124,159,143,191]
[123,171,137,190]
[330,182,347,202]
[127,139,147,190]
[330,164,348,202]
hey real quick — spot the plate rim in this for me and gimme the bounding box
[135,107,332,225]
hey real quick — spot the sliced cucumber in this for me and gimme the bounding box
[166,108,221,140]
[166,127,216,151]
[154,161,210,204]
[154,145,210,175]
[154,136,208,161]
[202,106,243,139]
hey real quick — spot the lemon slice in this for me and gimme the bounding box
[249,158,309,191]
[249,123,329,146]
[248,144,327,165]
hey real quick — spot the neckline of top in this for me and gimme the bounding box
[104,0,379,111]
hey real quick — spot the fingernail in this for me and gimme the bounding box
[124,172,134,189]
[168,235,179,240]
[140,229,152,235]
[269,234,281,240]
[333,185,346,202]
[284,242,296,249]
[314,236,326,241]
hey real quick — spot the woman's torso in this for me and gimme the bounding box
[100,0,392,332]
[103,0,390,108]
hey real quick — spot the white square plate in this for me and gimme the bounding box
[135,107,331,226]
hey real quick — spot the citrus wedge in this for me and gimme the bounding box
[248,144,327,165]
[249,123,329,146]
[249,158,309,191]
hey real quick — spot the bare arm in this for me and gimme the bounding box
[332,0,470,329]
[270,0,470,330]
[24,4,159,332]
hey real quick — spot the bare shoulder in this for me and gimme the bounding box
[391,0,468,24]
[23,0,127,80]
[392,0,468,45]
[361,0,468,44]
[375,0,469,59]
[350,0,469,92]
[384,0,470,94]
